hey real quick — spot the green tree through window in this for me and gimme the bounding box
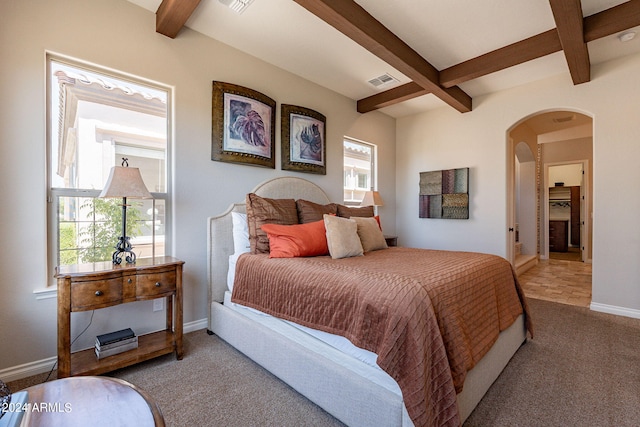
[78,198,145,263]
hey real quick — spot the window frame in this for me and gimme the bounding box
[45,54,173,286]
[343,137,377,205]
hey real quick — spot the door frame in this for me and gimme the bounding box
[542,160,590,262]
[506,108,593,266]
[506,137,516,264]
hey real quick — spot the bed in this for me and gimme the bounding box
[207,177,530,427]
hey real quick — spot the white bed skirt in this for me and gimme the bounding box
[211,293,526,426]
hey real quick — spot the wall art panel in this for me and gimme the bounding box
[419,168,469,219]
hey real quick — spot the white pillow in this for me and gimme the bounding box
[231,211,250,255]
[227,253,242,291]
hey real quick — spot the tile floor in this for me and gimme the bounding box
[517,258,592,307]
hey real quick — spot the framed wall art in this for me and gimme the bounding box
[211,81,276,168]
[419,167,469,219]
[281,104,326,174]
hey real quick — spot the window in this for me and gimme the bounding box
[47,56,170,279]
[343,138,376,205]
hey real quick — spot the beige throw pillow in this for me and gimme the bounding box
[323,214,363,259]
[353,216,388,252]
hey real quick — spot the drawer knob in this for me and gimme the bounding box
[95,290,103,296]
[128,278,132,284]
[155,282,161,287]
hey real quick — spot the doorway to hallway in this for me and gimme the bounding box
[507,110,593,306]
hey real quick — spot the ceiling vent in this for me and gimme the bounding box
[368,73,399,88]
[552,114,576,123]
[219,0,254,14]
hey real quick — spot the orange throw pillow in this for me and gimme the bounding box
[261,220,329,258]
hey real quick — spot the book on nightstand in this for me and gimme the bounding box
[95,336,138,351]
[95,339,138,359]
[95,328,135,347]
[95,328,138,359]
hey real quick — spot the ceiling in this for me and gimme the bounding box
[127,0,640,118]
[524,111,592,136]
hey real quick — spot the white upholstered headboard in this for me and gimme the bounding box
[207,177,331,313]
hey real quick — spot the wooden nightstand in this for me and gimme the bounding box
[384,235,398,247]
[56,256,184,378]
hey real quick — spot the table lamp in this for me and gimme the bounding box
[361,190,384,207]
[99,158,152,264]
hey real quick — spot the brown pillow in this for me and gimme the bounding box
[246,193,298,254]
[337,204,374,218]
[296,199,338,224]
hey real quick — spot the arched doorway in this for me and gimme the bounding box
[506,110,593,305]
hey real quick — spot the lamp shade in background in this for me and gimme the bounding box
[361,190,384,207]
[99,160,152,264]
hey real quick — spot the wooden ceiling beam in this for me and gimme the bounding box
[584,0,640,42]
[156,0,202,39]
[294,0,472,113]
[549,0,590,85]
[357,82,430,114]
[440,29,562,88]
[151,0,640,111]
[361,1,640,112]
[443,2,640,88]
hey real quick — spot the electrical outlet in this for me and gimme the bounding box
[153,299,163,312]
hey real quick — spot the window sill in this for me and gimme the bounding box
[33,287,57,300]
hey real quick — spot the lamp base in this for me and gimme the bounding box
[112,236,136,265]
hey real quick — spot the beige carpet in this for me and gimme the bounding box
[8,298,640,426]
[465,298,640,426]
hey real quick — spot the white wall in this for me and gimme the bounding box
[0,0,396,374]
[516,159,537,256]
[397,54,640,316]
[548,164,583,187]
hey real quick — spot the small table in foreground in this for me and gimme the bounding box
[18,376,164,427]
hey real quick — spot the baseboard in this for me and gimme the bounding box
[0,357,58,383]
[184,318,208,333]
[0,318,208,383]
[590,302,640,320]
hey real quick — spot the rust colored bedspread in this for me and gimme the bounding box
[231,247,531,427]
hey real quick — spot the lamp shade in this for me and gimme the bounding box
[361,190,384,207]
[99,166,153,199]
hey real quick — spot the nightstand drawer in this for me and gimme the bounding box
[71,278,123,310]
[137,270,176,297]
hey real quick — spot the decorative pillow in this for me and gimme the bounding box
[261,220,329,258]
[296,199,338,224]
[231,212,250,255]
[246,193,298,254]
[337,204,375,218]
[352,216,388,252]
[323,214,363,259]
